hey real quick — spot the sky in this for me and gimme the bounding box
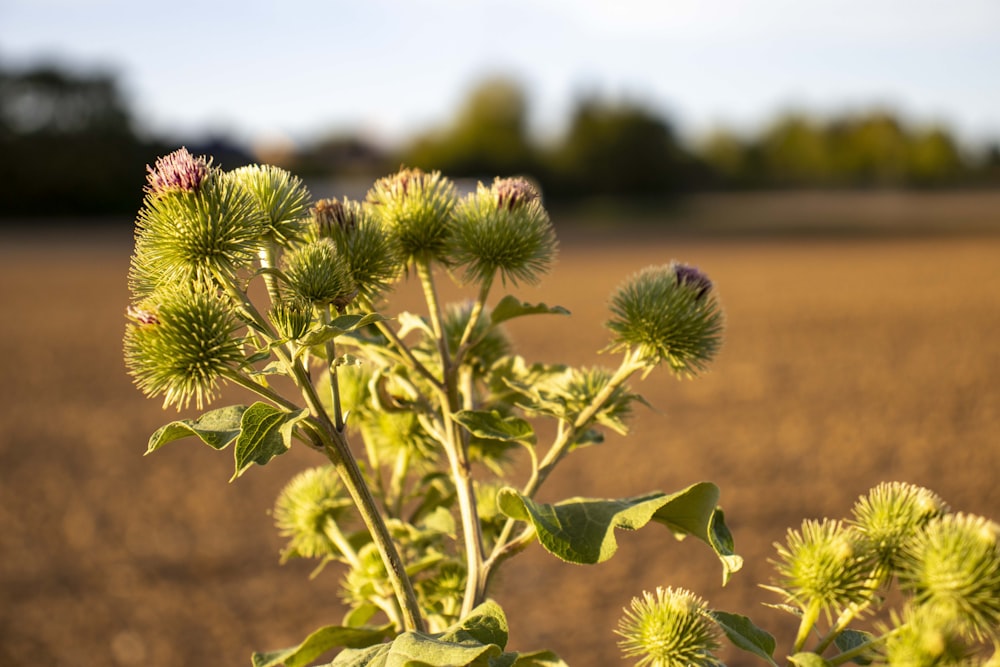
[2,0,999,151]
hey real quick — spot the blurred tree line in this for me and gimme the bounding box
[2,67,999,220]
[399,77,1000,195]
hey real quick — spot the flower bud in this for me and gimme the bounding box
[451,177,557,286]
[899,513,1000,640]
[123,286,244,410]
[280,238,355,309]
[227,164,311,246]
[606,262,723,375]
[771,519,875,617]
[145,147,210,196]
[274,466,352,561]
[616,587,722,667]
[309,198,402,303]
[851,481,948,578]
[366,167,457,264]
[130,155,267,297]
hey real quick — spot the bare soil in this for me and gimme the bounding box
[2,222,999,666]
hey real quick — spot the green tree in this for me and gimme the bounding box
[403,76,536,178]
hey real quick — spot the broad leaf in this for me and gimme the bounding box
[231,402,308,480]
[834,629,876,666]
[453,410,536,445]
[509,651,568,666]
[438,600,508,648]
[146,405,247,454]
[497,483,742,581]
[299,313,387,347]
[491,295,570,325]
[251,624,392,667]
[710,611,778,666]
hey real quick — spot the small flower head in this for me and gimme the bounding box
[274,466,353,561]
[226,164,311,246]
[851,481,949,579]
[606,262,723,376]
[130,163,267,297]
[451,177,557,286]
[280,238,355,309]
[123,286,244,410]
[883,604,970,667]
[145,147,211,196]
[309,198,402,303]
[616,587,722,667]
[899,513,1000,640]
[770,519,875,619]
[268,298,314,341]
[366,167,457,264]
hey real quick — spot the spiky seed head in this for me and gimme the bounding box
[451,177,557,286]
[771,519,876,618]
[145,147,211,196]
[226,164,311,246]
[366,167,457,264]
[309,198,402,304]
[851,481,949,579]
[882,604,970,667]
[280,238,355,309]
[268,298,314,341]
[129,167,268,298]
[899,513,1000,641]
[606,262,724,376]
[616,587,722,667]
[123,286,244,410]
[273,466,353,561]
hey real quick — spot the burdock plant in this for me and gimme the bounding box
[125,151,738,665]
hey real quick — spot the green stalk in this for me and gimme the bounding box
[416,260,485,619]
[455,277,493,360]
[316,421,425,633]
[793,600,822,655]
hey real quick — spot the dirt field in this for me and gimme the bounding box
[2,219,999,666]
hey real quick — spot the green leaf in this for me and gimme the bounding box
[146,405,247,454]
[251,624,392,667]
[247,360,286,376]
[710,611,778,666]
[298,313,388,347]
[453,410,536,445]
[231,402,308,480]
[497,483,742,578]
[439,600,509,649]
[833,629,876,666]
[789,653,830,667]
[491,295,569,325]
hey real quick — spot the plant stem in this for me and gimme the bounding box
[316,421,425,633]
[456,278,493,359]
[793,601,822,655]
[416,260,485,618]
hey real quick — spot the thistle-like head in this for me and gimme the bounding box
[616,587,722,667]
[851,481,949,579]
[123,286,244,410]
[366,167,457,264]
[770,519,876,619]
[273,466,353,561]
[899,513,1000,641]
[451,177,556,286]
[606,262,723,375]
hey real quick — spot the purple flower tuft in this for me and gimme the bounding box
[494,177,539,211]
[312,198,356,234]
[673,263,712,300]
[145,148,210,196]
[126,305,159,326]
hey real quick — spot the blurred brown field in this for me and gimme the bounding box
[2,195,999,666]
